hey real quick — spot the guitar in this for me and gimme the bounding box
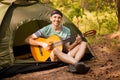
[30,30,96,62]
[30,35,63,62]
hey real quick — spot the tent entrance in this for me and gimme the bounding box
[13,44,32,59]
[13,20,49,59]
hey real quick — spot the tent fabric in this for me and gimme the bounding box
[0,0,94,78]
[0,3,10,25]
[0,61,66,78]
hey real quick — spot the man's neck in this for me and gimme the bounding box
[52,24,62,32]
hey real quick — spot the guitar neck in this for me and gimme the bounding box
[53,35,77,47]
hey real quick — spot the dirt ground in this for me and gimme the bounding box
[2,32,120,80]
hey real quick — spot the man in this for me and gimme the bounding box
[25,9,90,73]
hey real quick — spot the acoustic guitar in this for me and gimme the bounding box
[30,30,96,62]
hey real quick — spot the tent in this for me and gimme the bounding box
[0,0,94,78]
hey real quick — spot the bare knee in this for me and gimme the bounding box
[52,48,63,56]
[52,48,58,55]
[50,48,60,61]
[81,41,87,47]
[50,52,58,62]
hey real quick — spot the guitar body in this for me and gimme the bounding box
[30,35,63,62]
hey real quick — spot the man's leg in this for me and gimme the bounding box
[53,41,89,74]
[53,48,77,65]
[50,44,80,62]
[65,41,89,73]
[74,41,87,61]
[52,41,87,64]
[67,44,80,57]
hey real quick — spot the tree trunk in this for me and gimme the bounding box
[115,0,120,31]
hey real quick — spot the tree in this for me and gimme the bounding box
[115,0,120,31]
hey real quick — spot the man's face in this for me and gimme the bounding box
[50,14,62,26]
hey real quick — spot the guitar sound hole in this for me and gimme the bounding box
[39,46,43,56]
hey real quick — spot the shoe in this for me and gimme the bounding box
[67,62,90,74]
[67,64,76,73]
[75,62,90,74]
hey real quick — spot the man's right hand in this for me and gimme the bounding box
[41,42,53,50]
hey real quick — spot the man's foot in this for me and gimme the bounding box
[67,64,76,72]
[67,62,90,74]
[75,62,90,74]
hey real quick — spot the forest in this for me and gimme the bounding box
[1,0,120,80]
[0,0,119,35]
[40,0,118,35]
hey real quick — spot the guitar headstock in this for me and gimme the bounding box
[83,30,96,37]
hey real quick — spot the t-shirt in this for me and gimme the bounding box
[33,24,71,40]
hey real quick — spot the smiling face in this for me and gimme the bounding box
[50,14,62,27]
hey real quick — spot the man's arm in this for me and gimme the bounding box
[25,35,43,46]
[65,35,82,51]
[25,35,52,50]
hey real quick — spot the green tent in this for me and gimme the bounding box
[0,0,94,78]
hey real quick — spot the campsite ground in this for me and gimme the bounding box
[2,32,120,80]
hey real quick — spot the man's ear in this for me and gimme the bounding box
[50,17,52,21]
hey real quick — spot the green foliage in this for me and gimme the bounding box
[40,0,118,36]
[77,11,118,35]
[49,0,85,20]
